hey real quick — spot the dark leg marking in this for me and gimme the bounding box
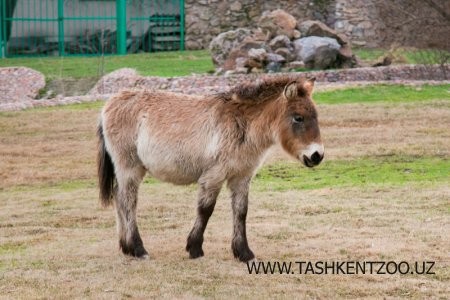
[186,183,222,259]
[115,167,148,259]
[229,177,255,262]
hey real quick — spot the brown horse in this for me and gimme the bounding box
[97,76,324,262]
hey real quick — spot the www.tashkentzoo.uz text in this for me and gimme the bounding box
[247,260,436,275]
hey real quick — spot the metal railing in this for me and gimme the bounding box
[0,0,185,57]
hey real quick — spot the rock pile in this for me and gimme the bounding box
[0,67,45,109]
[209,9,357,74]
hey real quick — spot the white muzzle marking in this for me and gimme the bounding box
[301,143,324,160]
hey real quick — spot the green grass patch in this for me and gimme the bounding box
[254,156,449,191]
[2,156,448,194]
[353,48,387,61]
[34,100,105,112]
[5,179,97,194]
[353,48,450,65]
[314,84,450,104]
[0,242,27,255]
[0,50,214,79]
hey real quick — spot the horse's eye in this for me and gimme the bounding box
[292,115,304,123]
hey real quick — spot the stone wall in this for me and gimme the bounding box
[334,0,379,47]
[185,0,318,50]
[184,0,449,50]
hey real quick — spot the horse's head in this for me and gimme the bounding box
[277,78,324,168]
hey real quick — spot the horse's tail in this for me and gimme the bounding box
[97,123,115,207]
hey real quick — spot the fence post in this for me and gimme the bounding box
[116,0,127,55]
[180,0,185,51]
[0,1,4,58]
[57,0,64,56]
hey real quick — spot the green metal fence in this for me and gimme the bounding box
[0,0,185,57]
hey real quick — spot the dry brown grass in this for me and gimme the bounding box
[0,100,449,298]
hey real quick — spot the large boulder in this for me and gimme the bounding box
[294,36,341,69]
[298,20,349,46]
[209,28,252,66]
[258,9,298,40]
[294,37,340,62]
[313,46,340,69]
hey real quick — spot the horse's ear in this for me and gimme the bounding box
[303,77,316,95]
[283,81,298,101]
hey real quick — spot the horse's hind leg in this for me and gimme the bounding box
[186,178,223,258]
[228,176,255,262]
[115,165,148,258]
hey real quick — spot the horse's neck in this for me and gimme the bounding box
[243,99,282,151]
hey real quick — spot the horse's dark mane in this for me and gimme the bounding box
[216,75,307,103]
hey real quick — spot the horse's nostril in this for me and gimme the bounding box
[311,151,323,164]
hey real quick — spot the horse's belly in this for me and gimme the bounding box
[147,163,201,185]
[137,142,203,185]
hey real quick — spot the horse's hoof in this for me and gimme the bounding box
[233,247,255,262]
[187,245,204,259]
[120,240,149,259]
[137,253,150,260]
[247,257,258,264]
[133,246,149,259]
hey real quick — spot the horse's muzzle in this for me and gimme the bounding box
[303,151,324,168]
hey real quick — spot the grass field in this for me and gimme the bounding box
[0,48,446,81]
[0,50,214,79]
[0,85,449,298]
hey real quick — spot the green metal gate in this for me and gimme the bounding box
[0,0,185,58]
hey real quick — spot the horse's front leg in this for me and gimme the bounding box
[228,176,255,262]
[186,179,223,259]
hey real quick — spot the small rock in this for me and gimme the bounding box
[238,36,266,52]
[267,53,286,63]
[275,47,296,62]
[214,68,225,76]
[235,57,247,68]
[287,61,306,69]
[246,58,265,69]
[250,68,264,74]
[268,35,292,50]
[352,41,367,47]
[372,56,392,67]
[224,70,236,77]
[248,48,267,61]
[266,62,282,73]
[235,67,249,74]
[222,48,247,70]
